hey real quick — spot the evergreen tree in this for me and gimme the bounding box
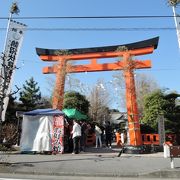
[141,90,166,132]
[163,93,180,134]
[141,90,180,134]
[63,91,89,114]
[19,77,41,111]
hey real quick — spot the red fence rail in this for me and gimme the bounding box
[85,133,177,147]
[115,133,177,146]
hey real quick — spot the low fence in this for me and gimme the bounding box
[141,134,159,145]
[115,133,177,146]
[85,133,177,147]
[86,133,95,146]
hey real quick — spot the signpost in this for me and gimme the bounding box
[158,115,165,146]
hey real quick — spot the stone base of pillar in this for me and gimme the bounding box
[117,144,163,156]
[123,145,150,154]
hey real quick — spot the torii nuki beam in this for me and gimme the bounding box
[36,36,159,147]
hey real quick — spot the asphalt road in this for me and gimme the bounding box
[0,175,180,180]
[0,147,180,179]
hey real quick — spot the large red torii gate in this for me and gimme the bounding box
[36,37,159,147]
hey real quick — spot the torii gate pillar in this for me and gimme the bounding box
[53,60,66,110]
[36,37,159,152]
[123,53,141,146]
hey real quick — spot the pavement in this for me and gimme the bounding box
[0,145,180,179]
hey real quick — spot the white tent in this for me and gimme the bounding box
[20,109,64,153]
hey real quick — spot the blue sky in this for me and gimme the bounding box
[0,0,180,109]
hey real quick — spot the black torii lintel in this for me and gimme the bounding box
[36,36,159,56]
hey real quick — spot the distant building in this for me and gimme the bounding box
[110,112,130,144]
[110,112,127,125]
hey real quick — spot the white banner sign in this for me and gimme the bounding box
[1,20,27,121]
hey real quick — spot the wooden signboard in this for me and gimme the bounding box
[170,146,180,158]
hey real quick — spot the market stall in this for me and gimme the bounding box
[20,109,65,154]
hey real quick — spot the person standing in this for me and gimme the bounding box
[121,131,125,145]
[71,119,81,154]
[80,120,87,152]
[95,124,102,148]
[105,121,112,148]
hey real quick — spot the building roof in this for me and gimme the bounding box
[110,112,127,125]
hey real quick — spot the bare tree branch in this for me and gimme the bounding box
[10,85,21,96]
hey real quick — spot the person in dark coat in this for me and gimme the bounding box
[105,121,112,148]
[80,120,88,152]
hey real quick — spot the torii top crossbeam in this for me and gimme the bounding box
[36,36,159,147]
[36,37,158,57]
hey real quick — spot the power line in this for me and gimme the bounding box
[140,68,180,71]
[0,15,177,20]
[0,27,177,31]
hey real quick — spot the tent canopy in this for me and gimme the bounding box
[23,108,64,116]
[62,108,87,120]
